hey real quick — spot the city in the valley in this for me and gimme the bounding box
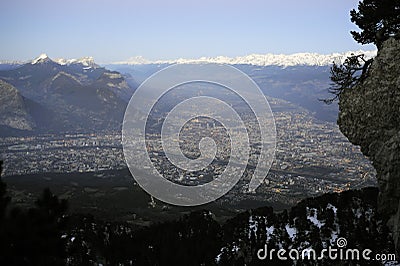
[1,97,376,212]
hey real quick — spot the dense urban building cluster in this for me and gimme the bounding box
[0,100,376,206]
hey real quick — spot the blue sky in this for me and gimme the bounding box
[0,0,376,63]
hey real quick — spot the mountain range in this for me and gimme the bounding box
[105,50,376,124]
[0,54,135,135]
[107,63,339,122]
[112,50,377,67]
[0,50,377,135]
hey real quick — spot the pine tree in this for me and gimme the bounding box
[350,0,400,48]
[323,53,373,104]
[0,161,10,221]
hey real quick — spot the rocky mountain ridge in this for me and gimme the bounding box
[0,80,35,131]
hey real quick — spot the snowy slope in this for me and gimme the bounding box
[55,56,100,68]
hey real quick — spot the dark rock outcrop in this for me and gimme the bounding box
[338,37,400,252]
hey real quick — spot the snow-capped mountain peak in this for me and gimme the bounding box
[55,56,99,69]
[29,54,100,69]
[31,53,53,64]
[75,57,96,67]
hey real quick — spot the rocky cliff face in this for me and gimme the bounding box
[338,37,400,252]
[0,80,36,131]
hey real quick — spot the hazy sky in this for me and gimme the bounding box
[0,0,375,63]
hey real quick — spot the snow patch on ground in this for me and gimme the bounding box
[307,208,325,228]
[285,224,297,241]
[266,225,274,241]
[248,215,258,239]
[327,203,338,214]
